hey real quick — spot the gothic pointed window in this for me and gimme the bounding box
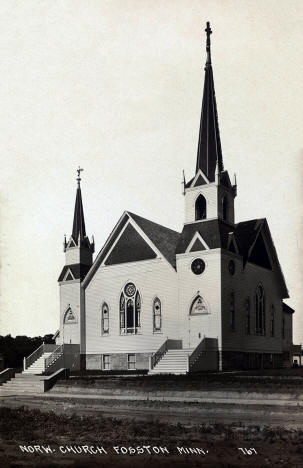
[222,196,228,221]
[153,297,162,332]
[255,285,265,335]
[244,297,250,335]
[195,194,207,220]
[101,302,109,335]
[120,283,141,334]
[190,295,208,315]
[64,307,77,324]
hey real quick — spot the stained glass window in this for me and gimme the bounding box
[153,297,162,332]
[102,302,109,334]
[120,284,141,334]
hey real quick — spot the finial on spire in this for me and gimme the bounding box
[77,166,84,187]
[205,21,212,67]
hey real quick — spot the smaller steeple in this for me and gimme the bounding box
[63,167,94,263]
[72,167,86,243]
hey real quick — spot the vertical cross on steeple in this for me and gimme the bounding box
[205,21,212,67]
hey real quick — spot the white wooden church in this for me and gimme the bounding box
[53,22,293,374]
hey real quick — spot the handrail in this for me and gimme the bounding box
[24,344,44,370]
[188,337,218,370]
[45,344,64,369]
[188,338,206,370]
[150,339,182,370]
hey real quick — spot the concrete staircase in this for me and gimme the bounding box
[0,352,53,396]
[149,348,193,375]
[23,352,52,374]
[0,373,45,395]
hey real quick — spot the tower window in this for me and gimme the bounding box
[120,283,141,334]
[222,196,228,221]
[101,302,109,335]
[153,297,162,332]
[255,285,265,335]
[195,194,206,220]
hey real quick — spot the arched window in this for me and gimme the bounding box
[230,292,235,330]
[101,302,109,335]
[64,307,77,324]
[190,295,208,315]
[270,305,275,337]
[153,297,162,332]
[120,283,141,334]
[222,196,228,221]
[195,194,206,220]
[245,297,250,335]
[255,285,265,335]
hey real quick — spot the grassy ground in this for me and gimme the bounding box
[1,406,303,467]
[59,369,303,394]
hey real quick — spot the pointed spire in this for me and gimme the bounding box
[196,22,223,182]
[72,167,86,242]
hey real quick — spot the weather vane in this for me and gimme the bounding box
[77,166,84,186]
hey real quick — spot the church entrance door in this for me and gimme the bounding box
[188,315,203,348]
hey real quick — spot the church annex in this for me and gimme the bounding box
[55,22,293,373]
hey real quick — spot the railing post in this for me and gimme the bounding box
[149,356,152,371]
[23,357,26,371]
[187,355,190,373]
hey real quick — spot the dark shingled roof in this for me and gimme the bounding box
[176,219,234,254]
[105,223,157,266]
[233,219,262,264]
[283,302,295,314]
[58,264,91,282]
[128,212,180,269]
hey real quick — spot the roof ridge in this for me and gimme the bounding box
[127,211,181,235]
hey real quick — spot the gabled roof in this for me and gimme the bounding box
[176,219,233,254]
[58,263,91,282]
[176,217,288,298]
[128,212,180,268]
[82,212,181,287]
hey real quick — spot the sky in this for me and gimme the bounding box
[0,0,302,343]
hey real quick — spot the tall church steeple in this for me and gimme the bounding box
[196,22,223,181]
[183,22,236,226]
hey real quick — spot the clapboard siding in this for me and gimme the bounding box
[59,281,81,345]
[84,258,178,354]
[221,250,285,353]
[176,249,222,349]
[184,184,218,223]
[65,247,92,266]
